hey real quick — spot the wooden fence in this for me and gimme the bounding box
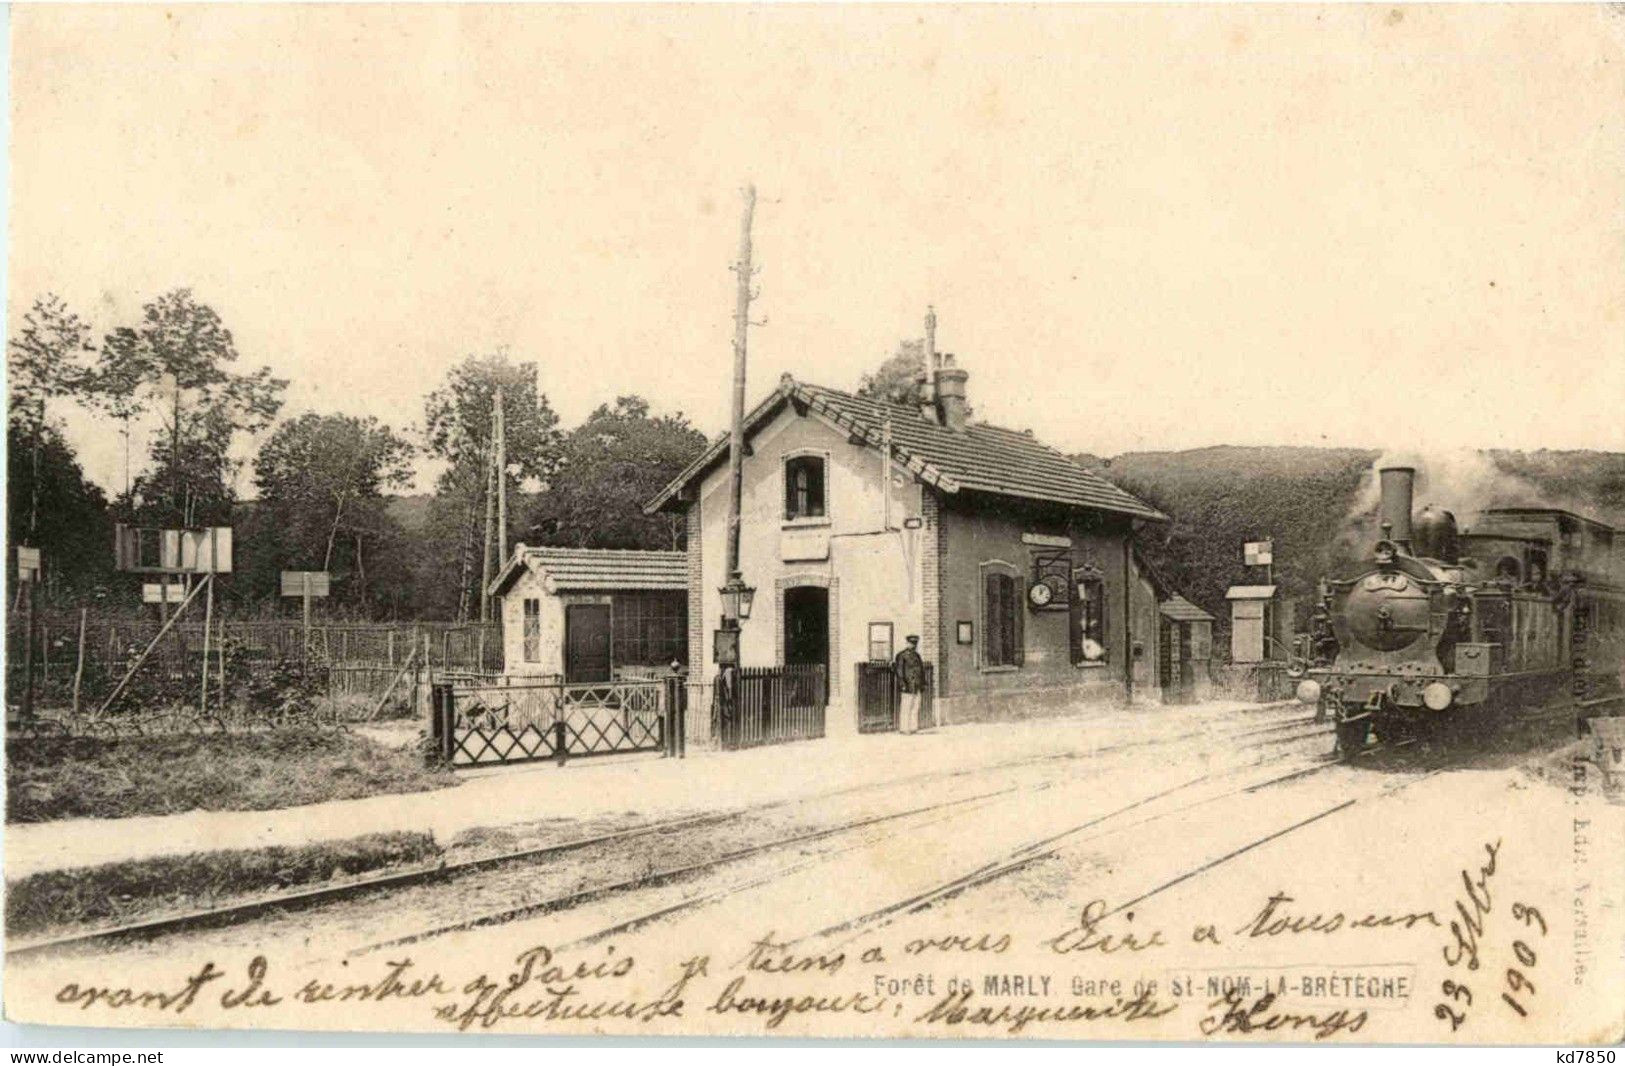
[5,614,502,715]
[715,664,827,750]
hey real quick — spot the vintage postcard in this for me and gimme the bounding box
[4,3,1623,1046]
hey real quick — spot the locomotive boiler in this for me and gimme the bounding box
[1296,466,1624,756]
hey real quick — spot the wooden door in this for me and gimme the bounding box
[565,604,612,683]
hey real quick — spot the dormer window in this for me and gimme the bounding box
[784,454,827,521]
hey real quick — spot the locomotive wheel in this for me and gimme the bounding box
[1336,715,1371,757]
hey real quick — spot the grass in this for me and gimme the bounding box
[5,729,459,824]
[5,831,442,939]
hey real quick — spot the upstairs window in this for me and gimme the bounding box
[522,598,541,662]
[785,454,827,521]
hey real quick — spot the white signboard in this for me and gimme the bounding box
[142,582,187,604]
[280,571,331,598]
[1243,539,1273,567]
[16,546,40,580]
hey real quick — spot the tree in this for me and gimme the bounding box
[5,423,112,598]
[856,338,926,407]
[422,352,562,619]
[8,295,96,544]
[531,395,708,550]
[90,289,286,527]
[250,413,415,611]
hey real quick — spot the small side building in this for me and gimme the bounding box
[1225,584,1279,664]
[1158,594,1215,703]
[488,546,688,683]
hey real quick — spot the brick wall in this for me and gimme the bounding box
[922,488,944,700]
[686,501,703,671]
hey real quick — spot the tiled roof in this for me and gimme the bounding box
[1159,594,1215,623]
[489,546,686,596]
[645,377,1165,521]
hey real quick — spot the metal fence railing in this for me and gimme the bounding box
[432,675,685,768]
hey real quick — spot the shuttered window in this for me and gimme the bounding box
[982,569,1023,668]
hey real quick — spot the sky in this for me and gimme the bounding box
[9,5,1625,499]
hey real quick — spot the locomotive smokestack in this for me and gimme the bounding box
[1378,466,1416,552]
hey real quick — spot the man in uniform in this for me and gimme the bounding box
[894,634,925,735]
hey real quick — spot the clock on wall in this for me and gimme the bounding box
[1029,573,1068,609]
[1028,549,1074,612]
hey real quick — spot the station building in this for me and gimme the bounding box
[644,323,1174,732]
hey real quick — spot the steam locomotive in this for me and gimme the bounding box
[1294,466,1625,756]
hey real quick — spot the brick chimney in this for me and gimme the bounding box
[936,352,969,432]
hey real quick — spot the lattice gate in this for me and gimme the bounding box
[431,678,671,768]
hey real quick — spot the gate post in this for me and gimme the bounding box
[430,682,454,766]
[553,720,569,767]
[663,667,680,758]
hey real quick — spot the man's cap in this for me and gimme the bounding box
[906,634,920,643]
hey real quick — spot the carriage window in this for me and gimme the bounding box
[784,455,826,520]
[522,598,541,662]
[1072,575,1107,665]
[982,568,1023,668]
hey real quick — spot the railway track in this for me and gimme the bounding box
[6,703,1333,962]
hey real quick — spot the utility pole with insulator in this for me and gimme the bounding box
[715,183,760,721]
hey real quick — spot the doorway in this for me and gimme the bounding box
[565,603,612,683]
[783,586,830,701]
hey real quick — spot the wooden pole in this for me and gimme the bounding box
[71,607,87,715]
[200,573,213,711]
[479,403,498,621]
[21,575,36,722]
[302,573,312,666]
[496,385,508,569]
[217,619,226,715]
[724,184,756,593]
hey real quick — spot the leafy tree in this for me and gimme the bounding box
[856,338,973,418]
[249,414,415,611]
[5,424,112,597]
[89,289,286,527]
[7,295,96,544]
[856,338,926,407]
[422,352,562,619]
[531,395,707,549]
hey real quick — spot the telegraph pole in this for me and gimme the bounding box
[495,386,508,569]
[724,184,756,594]
[479,391,499,621]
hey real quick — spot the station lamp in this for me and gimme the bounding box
[719,572,756,624]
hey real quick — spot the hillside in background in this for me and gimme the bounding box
[1079,446,1625,645]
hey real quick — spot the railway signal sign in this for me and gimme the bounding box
[281,571,331,660]
[280,571,331,598]
[1244,540,1274,567]
[115,525,233,574]
[142,581,187,604]
[16,547,40,581]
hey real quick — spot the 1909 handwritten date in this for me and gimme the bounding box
[1432,839,1551,1033]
